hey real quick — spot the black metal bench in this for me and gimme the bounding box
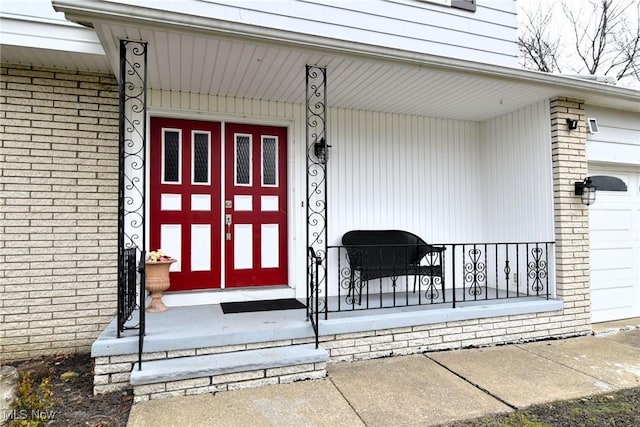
[342,230,445,304]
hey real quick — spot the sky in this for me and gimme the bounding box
[516,0,640,89]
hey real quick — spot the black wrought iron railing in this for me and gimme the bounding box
[307,241,554,333]
[116,249,145,370]
[137,251,145,370]
[117,247,138,335]
[307,247,321,348]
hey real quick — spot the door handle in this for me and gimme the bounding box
[225,214,232,241]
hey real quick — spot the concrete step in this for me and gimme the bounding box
[130,343,328,386]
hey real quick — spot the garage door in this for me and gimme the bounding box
[589,168,640,323]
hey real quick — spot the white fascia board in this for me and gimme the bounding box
[52,0,640,106]
[0,17,104,55]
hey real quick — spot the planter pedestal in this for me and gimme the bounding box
[144,260,176,313]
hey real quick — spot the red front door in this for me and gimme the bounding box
[150,118,288,290]
[224,123,288,287]
[150,117,222,291]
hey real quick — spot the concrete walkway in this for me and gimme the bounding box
[127,323,640,427]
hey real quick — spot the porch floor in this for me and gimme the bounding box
[93,290,562,358]
[93,303,313,357]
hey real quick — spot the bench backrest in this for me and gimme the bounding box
[341,230,430,272]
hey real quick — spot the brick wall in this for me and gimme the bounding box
[549,97,591,332]
[0,63,119,360]
[322,310,590,365]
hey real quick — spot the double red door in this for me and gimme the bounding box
[150,118,287,291]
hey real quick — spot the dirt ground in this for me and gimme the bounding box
[11,353,132,427]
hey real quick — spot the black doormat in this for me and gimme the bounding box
[220,298,306,314]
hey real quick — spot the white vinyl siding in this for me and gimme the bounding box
[586,106,640,166]
[98,0,518,67]
[481,100,555,242]
[329,110,483,243]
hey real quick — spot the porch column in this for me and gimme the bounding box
[306,66,327,325]
[306,65,328,254]
[118,40,148,253]
[550,97,591,333]
[117,40,148,336]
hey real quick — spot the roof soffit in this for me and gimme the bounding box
[52,0,640,120]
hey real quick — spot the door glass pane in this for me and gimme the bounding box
[236,135,251,185]
[262,136,277,186]
[163,130,180,183]
[193,132,210,184]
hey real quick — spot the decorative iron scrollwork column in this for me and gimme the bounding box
[464,245,487,299]
[527,244,548,295]
[306,66,327,330]
[117,40,147,337]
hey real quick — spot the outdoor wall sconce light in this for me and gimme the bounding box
[575,177,596,206]
[313,137,330,164]
[565,118,579,131]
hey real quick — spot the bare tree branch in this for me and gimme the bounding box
[518,3,562,73]
[518,0,640,87]
[610,1,640,80]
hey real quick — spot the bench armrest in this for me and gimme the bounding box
[424,245,445,253]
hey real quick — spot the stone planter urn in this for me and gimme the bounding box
[144,259,176,313]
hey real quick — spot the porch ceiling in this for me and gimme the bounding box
[91,23,640,121]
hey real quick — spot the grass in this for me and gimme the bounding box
[445,386,640,426]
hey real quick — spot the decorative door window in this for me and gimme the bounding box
[235,134,252,186]
[262,136,278,187]
[192,131,211,185]
[161,129,181,184]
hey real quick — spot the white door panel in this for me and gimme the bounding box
[589,168,640,323]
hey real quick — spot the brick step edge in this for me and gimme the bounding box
[131,344,328,401]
